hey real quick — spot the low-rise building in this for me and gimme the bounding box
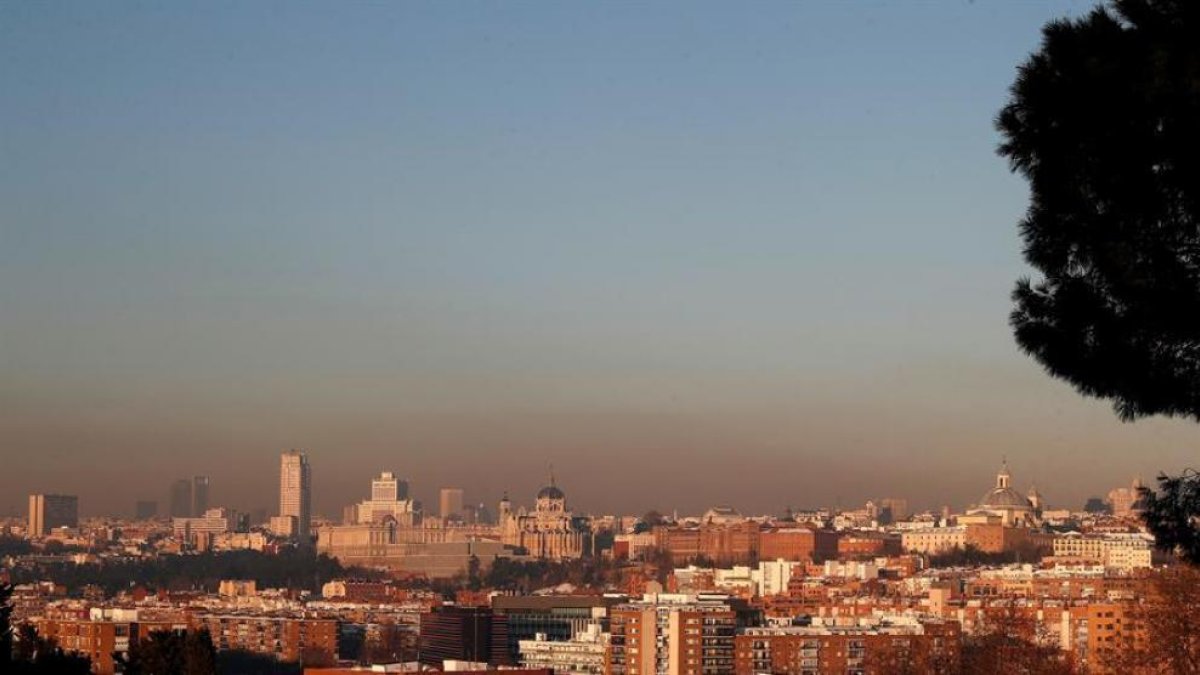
[901,526,966,554]
[734,617,961,675]
[518,624,608,674]
[194,613,338,663]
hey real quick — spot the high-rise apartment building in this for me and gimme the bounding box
[28,494,79,538]
[192,476,210,516]
[440,487,464,520]
[279,450,312,541]
[169,479,193,518]
[609,594,739,675]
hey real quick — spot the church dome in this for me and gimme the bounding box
[537,485,565,500]
[979,487,1033,509]
[977,461,1033,510]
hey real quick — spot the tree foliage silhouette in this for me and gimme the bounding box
[122,628,217,675]
[0,586,91,675]
[0,584,13,667]
[997,0,1200,560]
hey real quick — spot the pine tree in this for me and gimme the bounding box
[998,0,1200,560]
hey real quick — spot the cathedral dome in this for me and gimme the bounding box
[537,485,565,500]
[976,462,1033,511]
[979,486,1033,509]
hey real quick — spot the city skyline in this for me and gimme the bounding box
[3,2,1197,673]
[3,450,1151,523]
[4,1,1199,519]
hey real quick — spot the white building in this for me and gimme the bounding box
[1104,546,1152,571]
[499,479,591,559]
[901,526,966,554]
[519,624,608,674]
[214,531,268,551]
[823,560,880,580]
[173,508,238,539]
[279,450,312,541]
[350,472,418,526]
[757,559,800,597]
[373,471,407,501]
[1053,532,1154,571]
[609,594,737,675]
[966,462,1039,527]
[672,560,800,598]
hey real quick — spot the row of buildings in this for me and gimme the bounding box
[315,473,593,576]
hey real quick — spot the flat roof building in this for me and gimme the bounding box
[28,494,78,538]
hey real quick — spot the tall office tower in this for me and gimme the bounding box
[27,494,79,538]
[279,450,312,541]
[192,476,210,516]
[372,472,400,501]
[881,498,910,522]
[353,471,417,525]
[135,500,158,520]
[169,479,193,518]
[439,487,464,520]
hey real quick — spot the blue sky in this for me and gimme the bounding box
[3,1,1190,517]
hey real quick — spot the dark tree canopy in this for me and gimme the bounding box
[0,589,92,675]
[1000,0,1200,562]
[0,584,13,667]
[122,629,216,675]
[998,0,1200,422]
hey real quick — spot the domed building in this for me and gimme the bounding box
[498,475,592,559]
[966,462,1040,527]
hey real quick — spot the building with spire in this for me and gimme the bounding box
[498,473,592,559]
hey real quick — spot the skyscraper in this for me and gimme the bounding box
[350,471,416,525]
[28,494,79,538]
[135,500,158,520]
[440,487,464,521]
[279,450,312,541]
[192,476,210,516]
[169,479,193,518]
[372,471,403,502]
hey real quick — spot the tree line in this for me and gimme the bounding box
[6,548,377,596]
